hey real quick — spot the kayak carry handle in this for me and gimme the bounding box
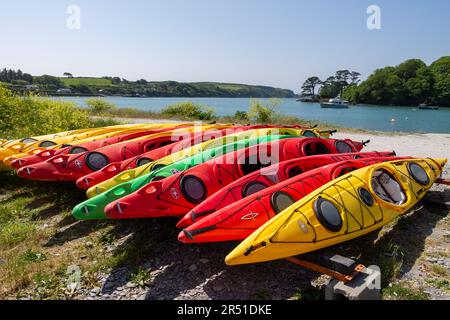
[320,129,337,136]
[362,139,371,146]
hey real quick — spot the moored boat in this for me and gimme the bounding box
[320,97,349,109]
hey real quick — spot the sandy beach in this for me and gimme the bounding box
[334,132,450,179]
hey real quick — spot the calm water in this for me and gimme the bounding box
[52,96,450,134]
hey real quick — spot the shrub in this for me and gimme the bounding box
[248,98,280,123]
[161,102,216,120]
[89,118,122,127]
[234,110,249,121]
[85,98,117,115]
[0,86,92,139]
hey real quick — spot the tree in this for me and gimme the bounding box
[300,76,321,96]
[349,57,450,106]
[33,75,64,90]
[111,77,121,84]
[429,56,450,107]
[319,76,341,98]
[69,84,93,94]
[136,79,147,85]
[350,71,361,84]
[63,72,73,78]
[0,68,33,84]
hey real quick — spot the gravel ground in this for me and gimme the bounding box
[73,129,449,300]
[2,123,449,300]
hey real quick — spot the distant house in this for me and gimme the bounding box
[56,88,72,94]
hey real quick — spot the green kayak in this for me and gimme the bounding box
[72,134,294,220]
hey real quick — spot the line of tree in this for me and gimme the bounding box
[342,56,450,107]
[0,68,33,85]
[300,70,361,99]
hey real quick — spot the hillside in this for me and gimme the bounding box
[55,78,295,98]
[0,69,295,98]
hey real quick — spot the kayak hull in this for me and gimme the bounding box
[105,137,365,220]
[177,151,396,228]
[225,158,447,265]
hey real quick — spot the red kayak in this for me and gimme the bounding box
[15,126,196,182]
[178,156,404,243]
[74,125,329,190]
[104,137,366,219]
[176,151,396,228]
[75,126,253,190]
[9,127,188,170]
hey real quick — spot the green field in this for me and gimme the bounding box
[59,77,113,86]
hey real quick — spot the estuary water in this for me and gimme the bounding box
[52,96,450,133]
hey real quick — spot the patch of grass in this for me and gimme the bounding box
[0,221,36,247]
[292,287,322,300]
[426,278,449,290]
[32,273,66,300]
[378,242,404,286]
[19,249,46,263]
[99,232,116,245]
[129,266,150,288]
[430,264,448,277]
[382,283,429,300]
[60,77,112,87]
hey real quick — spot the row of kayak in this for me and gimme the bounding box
[1,123,446,266]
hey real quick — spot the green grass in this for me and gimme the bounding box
[382,283,429,300]
[129,267,151,288]
[378,242,405,286]
[59,77,112,87]
[426,278,449,290]
[20,249,47,263]
[0,221,36,248]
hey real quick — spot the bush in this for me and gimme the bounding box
[85,98,117,115]
[248,98,280,123]
[234,110,249,121]
[161,102,216,120]
[0,86,92,139]
[89,118,122,127]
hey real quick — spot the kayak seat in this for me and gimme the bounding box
[371,170,406,205]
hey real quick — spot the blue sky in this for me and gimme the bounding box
[1,0,449,91]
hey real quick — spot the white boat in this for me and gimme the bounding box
[320,97,349,109]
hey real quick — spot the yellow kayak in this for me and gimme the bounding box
[1,123,190,168]
[225,158,447,265]
[86,127,310,198]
